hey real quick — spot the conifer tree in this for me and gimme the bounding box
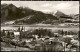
[17,26,20,31]
[1,29,5,37]
[7,31,11,38]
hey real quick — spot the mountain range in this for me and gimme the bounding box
[1,4,74,25]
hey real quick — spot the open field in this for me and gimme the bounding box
[1,47,31,51]
[1,24,79,33]
[1,42,31,51]
[1,24,79,27]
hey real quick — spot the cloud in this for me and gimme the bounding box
[42,3,52,7]
[41,10,51,13]
[54,3,72,10]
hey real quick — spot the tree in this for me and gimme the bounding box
[19,31,22,41]
[17,26,20,31]
[70,31,73,35]
[7,31,11,38]
[65,31,68,35]
[68,31,70,35]
[64,37,72,46]
[22,41,26,46]
[61,30,64,36]
[1,29,5,37]
[11,32,15,39]
[21,26,24,31]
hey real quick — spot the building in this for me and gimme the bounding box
[13,31,20,40]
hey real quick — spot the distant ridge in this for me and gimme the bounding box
[54,10,68,17]
[1,3,58,24]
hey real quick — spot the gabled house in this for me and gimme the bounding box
[13,31,20,40]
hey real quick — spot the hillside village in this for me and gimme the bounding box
[1,26,79,51]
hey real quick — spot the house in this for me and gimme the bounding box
[58,23,66,26]
[13,31,20,40]
[44,36,50,39]
[63,35,73,38]
[12,39,19,42]
[49,37,55,41]
[22,39,33,43]
[34,35,39,40]
[36,39,44,44]
[39,38,45,40]
[71,39,79,46]
[14,31,20,36]
[54,33,60,37]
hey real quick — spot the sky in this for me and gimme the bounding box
[1,1,79,15]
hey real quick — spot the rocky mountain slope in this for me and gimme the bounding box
[1,4,74,25]
[1,4,58,24]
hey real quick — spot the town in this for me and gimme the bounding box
[1,26,79,51]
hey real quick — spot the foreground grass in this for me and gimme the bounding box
[1,42,31,51]
[1,46,31,51]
